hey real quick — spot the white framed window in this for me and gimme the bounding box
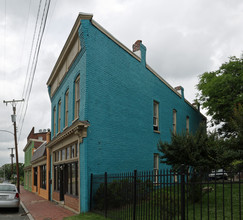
[186,116,190,134]
[65,89,69,127]
[74,76,80,119]
[58,100,61,133]
[153,153,159,183]
[153,101,159,131]
[53,107,56,136]
[173,109,177,134]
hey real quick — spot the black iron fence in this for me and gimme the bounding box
[90,167,242,220]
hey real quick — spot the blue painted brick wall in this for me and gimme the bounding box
[49,18,204,212]
[80,20,204,177]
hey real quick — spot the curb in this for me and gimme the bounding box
[20,201,35,220]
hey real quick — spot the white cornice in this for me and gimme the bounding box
[47,13,93,87]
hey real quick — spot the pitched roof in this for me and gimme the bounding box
[31,141,47,162]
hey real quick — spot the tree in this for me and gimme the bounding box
[226,104,243,170]
[157,124,224,172]
[157,124,225,202]
[0,163,24,182]
[197,56,243,137]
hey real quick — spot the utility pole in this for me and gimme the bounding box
[8,147,14,177]
[3,99,24,193]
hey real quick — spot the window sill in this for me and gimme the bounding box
[65,193,79,199]
[63,126,68,131]
[153,130,160,134]
[72,118,79,124]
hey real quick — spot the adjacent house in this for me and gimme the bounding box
[31,131,51,200]
[46,13,206,212]
[23,127,48,192]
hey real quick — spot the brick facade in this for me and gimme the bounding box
[64,194,79,212]
[47,13,205,212]
[53,191,60,201]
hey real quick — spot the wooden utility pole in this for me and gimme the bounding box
[3,99,24,193]
[8,147,14,177]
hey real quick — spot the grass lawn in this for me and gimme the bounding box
[63,212,111,220]
[92,181,242,220]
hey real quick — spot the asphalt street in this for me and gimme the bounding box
[0,204,29,220]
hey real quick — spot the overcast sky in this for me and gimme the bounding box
[0,0,243,166]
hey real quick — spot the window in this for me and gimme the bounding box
[186,116,190,134]
[153,154,159,183]
[58,151,61,161]
[65,89,69,127]
[66,147,70,160]
[153,101,159,131]
[61,149,65,161]
[68,164,71,194]
[34,167,37,186]
[53,162,78,197]
[75,143,78,157]
[74,76,80,119]
[58,100,61,133]
[53,107,56,136]
[173,109,177,134]
[54,166,60,191]
[40,165,46,189]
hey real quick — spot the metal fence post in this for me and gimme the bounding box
[90,173,93,211]
[104,172,108,218]
[181,165,185,220]
[133,170,137,220]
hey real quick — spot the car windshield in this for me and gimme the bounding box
[0,185,16,192]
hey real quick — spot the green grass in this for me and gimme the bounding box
[63,212,112,220]
[185,182,242,220]
[93,181,242,220]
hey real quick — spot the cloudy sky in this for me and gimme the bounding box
[0,0,243,166]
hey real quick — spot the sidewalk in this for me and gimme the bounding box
[20,186,76,220]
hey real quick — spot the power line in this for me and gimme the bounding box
[18,0,43,127]
[18,0,51,143]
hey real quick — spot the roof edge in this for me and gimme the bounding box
[47,13,93,86]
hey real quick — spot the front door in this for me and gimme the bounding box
[60,166,64,201]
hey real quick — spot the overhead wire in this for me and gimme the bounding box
[18,0,51,142]
[18,0,43,127]
[2,0,7,97]
[18,0,33,126]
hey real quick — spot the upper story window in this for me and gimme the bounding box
[53,106,56,136]
[58,100,61,133]
[74,76,80,119]
[153,101,159,131]
[153,153,159,183]
[186,116,190,134]
[65,89,69,127]
[173,109,177,134]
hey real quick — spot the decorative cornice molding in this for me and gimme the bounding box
[46,120,89,149]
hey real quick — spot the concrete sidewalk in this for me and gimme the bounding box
[20,186,76,220]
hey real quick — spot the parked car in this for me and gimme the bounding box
[0,183,20,211]
[208,169,228,180]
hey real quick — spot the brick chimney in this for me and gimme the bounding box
[46,129,51,144]
[132,40,142,53]
[132,40,146,66]
[175,86,184,99]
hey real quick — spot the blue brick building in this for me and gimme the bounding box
[46,13,205,213]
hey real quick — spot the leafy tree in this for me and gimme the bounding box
[157,124,224,173]
[158,124,227,202]
[197,56,243,136]
[226,104,243,170]
[0,163,24,182]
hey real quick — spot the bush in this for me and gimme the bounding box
[94,178,153,210]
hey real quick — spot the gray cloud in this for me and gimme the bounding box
[1,0,243,165]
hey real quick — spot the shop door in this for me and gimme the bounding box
[60,167,64,201]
